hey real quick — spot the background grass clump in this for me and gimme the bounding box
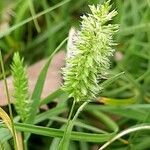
[0,0,150,150]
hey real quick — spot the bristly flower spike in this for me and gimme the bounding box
[11,52,30,122]
[62,1,118,102]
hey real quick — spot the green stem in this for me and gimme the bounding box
[28,0,41,33]
[23,139,28,150]
[0,50,18,150]
[67,100,76,123]
[62,100,76,139]
[58,100,76,149]
[58,100,90,150]
[72,100,90,122]
[99,125,150,150]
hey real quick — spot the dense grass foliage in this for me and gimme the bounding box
[0,0,150,150]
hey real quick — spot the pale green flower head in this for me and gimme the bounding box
[62,1,118,102]
[11,52,30,121]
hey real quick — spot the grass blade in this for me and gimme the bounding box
[13,123,115,143]
[24,38,67,140]
[28,0,41,33]
[58,101,90,150]
[0,0,70,38]
[99,124,150,150]
[0,50,19,150]
[0,107,13,134]
[40,89,65,106]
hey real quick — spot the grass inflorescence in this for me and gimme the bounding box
[0,0,150,150]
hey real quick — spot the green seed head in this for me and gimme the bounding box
[62,1,118,102]
[11,52,30,121]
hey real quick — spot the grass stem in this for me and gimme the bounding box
[0,50,19,150]
[58,100,76,149]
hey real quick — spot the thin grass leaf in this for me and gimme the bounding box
[0,0,70,38]
[50,116,106,133]
[13,123,116,143]
[100,72,125,89]
[35,103,67,124]
[99,124,150,150]
[25,21,66,51]
[28,0,41,32]
[86,104,149,121]
[88,110,119,133]
[119,23,150,35]
[0,50,19,150]
[58,101,90,150]
[0,107,13,134]
[98,97,136,106]
[24,38,67,140]
[40,89,65,106]
[0,107,20,150]
[0,128,11,143]
[0,141,11,150]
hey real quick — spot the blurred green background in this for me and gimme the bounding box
[0,0,150,149]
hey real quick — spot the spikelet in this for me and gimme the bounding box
[62,1,118,102]
[11,52,30,122]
